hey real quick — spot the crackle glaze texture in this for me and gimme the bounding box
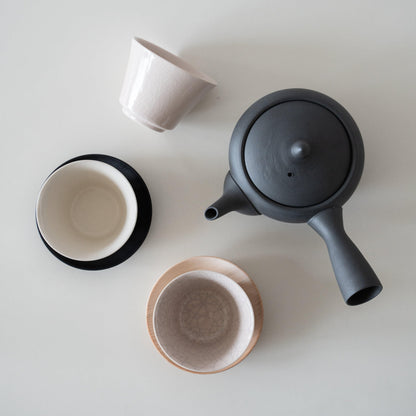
[146,257,263,374]
[119,38,217,132]
[153,270,254,373]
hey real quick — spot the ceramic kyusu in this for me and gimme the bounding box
[36,154,152,270]
[120,38,217,132]
[205,89,383,306]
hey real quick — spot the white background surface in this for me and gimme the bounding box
[1,0,415,415]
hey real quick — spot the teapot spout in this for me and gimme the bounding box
[204,194,234,220]
[205,172,259,221]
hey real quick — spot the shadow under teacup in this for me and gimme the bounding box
[147,256,263,374]
[36,154,152,270]
[119,38,217,132]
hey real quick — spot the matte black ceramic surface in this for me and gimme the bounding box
[205,89,382,305]
[226,88,364,223]
[36,154,152,270]
[244,100,351,207]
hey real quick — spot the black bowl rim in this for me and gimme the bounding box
[36,154,152,270]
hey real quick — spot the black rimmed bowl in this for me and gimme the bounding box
[35,154,152,270]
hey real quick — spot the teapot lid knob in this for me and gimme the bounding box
[290,140,311,160]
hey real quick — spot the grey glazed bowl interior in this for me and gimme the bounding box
[153,270,255,373]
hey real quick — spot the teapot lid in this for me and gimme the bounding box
[244,100,351,207]
[228,89,364,222]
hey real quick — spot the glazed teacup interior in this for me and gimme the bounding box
[153,270,255,373]
[36,160,137,261]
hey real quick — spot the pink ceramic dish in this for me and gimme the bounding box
[146,256,263,374]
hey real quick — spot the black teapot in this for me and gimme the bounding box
[205,89,382,305]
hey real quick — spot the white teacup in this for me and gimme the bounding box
[36,160,138,261]
[119,38,217,132]
[152,269,256,373]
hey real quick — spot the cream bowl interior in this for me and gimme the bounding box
[153,270,255,373]
[36,160,138,261]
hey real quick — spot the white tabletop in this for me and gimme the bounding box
[1,0,415,415]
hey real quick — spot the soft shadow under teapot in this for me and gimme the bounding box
[205,88,382,306]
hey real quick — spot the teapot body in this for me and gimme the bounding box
[205,88,382,306]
